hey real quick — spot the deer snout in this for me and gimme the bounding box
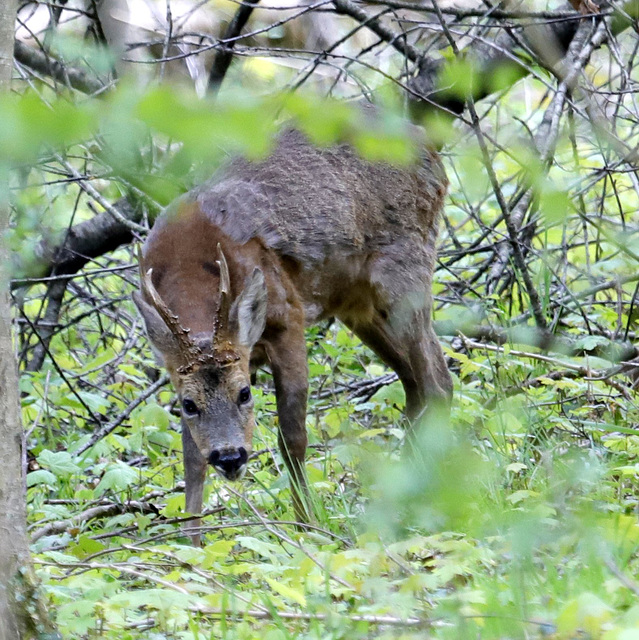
[209,447,248,480]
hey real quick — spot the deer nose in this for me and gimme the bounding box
[209,447,248,480]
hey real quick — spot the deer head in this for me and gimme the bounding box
[133,244,268,480]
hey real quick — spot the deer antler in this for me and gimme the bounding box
[137,245,203,364]
[213,244,231,346]
[211,244,240,365]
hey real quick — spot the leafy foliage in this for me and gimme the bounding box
[6,13,639,638]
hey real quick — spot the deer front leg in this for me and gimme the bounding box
[182,421,208,545]
[264,321,311,522]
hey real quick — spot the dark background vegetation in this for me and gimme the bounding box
[1,0,639,636]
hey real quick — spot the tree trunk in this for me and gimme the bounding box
[0,255,37,640]
[0,2,58,638]
[0,0,15,84]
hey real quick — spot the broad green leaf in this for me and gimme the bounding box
[37,450,80,476]
[27,469,58,487]
[95,461,139,495]
[264,577,307,607]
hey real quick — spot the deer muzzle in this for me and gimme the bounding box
[208,446,248,481]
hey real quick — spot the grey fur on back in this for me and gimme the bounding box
[159,129,447,263]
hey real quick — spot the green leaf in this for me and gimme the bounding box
[37,450,81,476]
[161,494,185,517]
[77,392,110,413]
[95,461,139,495]
[68,535,107,558]
[437,57,477,100]
[265,577,307,607]
[540,185,571,225]
[372,381,405,407]
[236,536,280,561]
[507,490,537,505]
[26,469,58,487]
[137,403,172,430]
[106,588,193,611]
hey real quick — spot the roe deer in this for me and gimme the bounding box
[134,126,453,543]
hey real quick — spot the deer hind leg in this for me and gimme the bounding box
[264,312,312,522]
[346,305,452,423]
[182,422,208,545]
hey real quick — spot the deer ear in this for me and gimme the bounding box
[132,291,181,363]
[232,268,267,348]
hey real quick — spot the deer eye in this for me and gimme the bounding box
[238,386,251,405]
[182,398,199,416]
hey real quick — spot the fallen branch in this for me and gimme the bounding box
[435,320,638,364]
[30,499,159,543]
[459,335,636,399]
[11,197,144,288]
[193,606,428,627]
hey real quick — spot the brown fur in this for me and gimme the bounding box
[136,127,453,543]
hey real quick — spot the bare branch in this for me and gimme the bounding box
[208,0,262,94]
[13,39,110,95]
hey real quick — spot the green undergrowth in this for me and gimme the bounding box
[23,313,639,640]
